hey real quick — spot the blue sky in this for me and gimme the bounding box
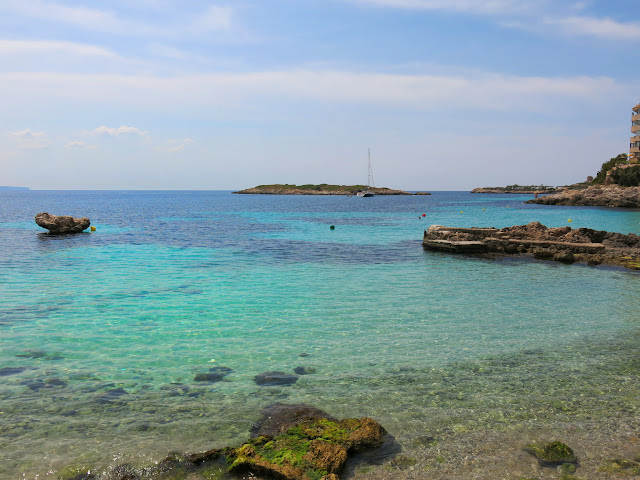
[1,0,639,190]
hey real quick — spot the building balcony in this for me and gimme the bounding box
[633,113,640,122]
[633,125,640,134]
[631,146,640,154]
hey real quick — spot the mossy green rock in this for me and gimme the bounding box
[524,441,577,466]
[57,405,386,480]
[228,417,386,480]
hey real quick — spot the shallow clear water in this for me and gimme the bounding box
[1,191,639,479]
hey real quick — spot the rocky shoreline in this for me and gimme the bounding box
[525,185,640,208]
[423,222,640,269]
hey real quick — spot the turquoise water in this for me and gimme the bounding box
[1,191,639,479]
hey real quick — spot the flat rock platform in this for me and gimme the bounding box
[423,222,640,269]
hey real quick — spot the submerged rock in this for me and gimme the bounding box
[293,366,316,375]
[251,403,336,438]
[254,371,299,386]
[96,388,129,404]
[0,367,27,376]
[194,366,233,382]
[35,212,90,234]
[524,441,577,467]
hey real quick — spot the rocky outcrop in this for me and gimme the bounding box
[35,212,90,234]
[58,403,390,480]
[525,185,640,207]
[423,222,640,269]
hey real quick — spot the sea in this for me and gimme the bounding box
[1,190,639,480]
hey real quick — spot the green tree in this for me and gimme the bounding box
[593,154,628,184]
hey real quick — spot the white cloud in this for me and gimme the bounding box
[66,140,98,149]
[192,6,232,32]
[0,69,631,121]
[9,129,50,149]
[346,0,538,15]
[0,1,141,36]
[162,138,193,152]
[0,39,120,59]
[543,16,640,40]
[90,125,148,136]
[0,1,233,37]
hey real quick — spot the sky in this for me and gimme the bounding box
[1,0,639,190]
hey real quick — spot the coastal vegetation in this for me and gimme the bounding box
[593,154,629,184]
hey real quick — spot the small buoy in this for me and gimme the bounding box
[482,208,485,211]
[330,225,335,230]
[460,211,463,214]
[90,226,96,232]
[506,206,510,208]
[422,214,426,217]
[568,219,572,223]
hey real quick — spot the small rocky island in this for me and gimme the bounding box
[234,184,429,195]
[423,222,640,269]
[471,185,558,194]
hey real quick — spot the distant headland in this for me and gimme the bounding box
[471,185,558,194]
[233,184,430,195]
[0,186,29,191]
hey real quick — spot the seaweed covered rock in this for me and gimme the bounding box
[229,416,387,479]
[57,404,388,480]
[524,441,577,467]
[35,212,90,234]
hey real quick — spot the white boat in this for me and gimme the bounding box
[357,149,375,197]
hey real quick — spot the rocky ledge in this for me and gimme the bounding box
[60,403,391,480]
[423,222,640,269]
[525,185,640,208]
[35,212,90,234]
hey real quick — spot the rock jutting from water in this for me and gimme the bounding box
[57,403,390,480]
[423,222,640,269]
[35,212,91,234]
[525,185,640,207]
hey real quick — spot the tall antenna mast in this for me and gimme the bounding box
[367,148,371,187]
